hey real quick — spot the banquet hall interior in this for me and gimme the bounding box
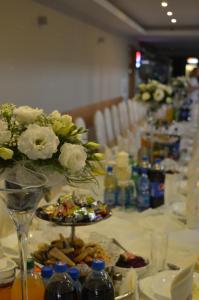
[1,1,199,300]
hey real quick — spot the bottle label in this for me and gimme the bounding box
[104,190,116,207]
[151,182,164,198]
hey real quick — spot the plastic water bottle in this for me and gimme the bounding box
[137,169,150,210]
[44,262,74,300]
[82,260,114,300]
[104,166,117,207]
[41,266,53,287]
[68,268,81,300]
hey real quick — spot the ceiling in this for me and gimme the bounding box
[35,0,199,57]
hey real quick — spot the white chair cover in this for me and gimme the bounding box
[94,110,107,149]
[118,101,129,134]
[104,107,115,145]
[127,99,135,127]
[171,264,194,300]
[131,100,139,123]
[75,117,88,143]
[111,105,121,138]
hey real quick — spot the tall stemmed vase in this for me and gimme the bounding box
[0,165,47,300]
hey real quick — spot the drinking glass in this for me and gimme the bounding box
[0,164,47,300]
[150,231,168,273]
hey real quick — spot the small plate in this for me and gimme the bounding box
[152,270,177,299]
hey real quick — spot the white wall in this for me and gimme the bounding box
[0,0,129,112]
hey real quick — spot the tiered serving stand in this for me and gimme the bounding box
[35,205,135,300]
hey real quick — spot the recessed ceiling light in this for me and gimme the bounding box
[167,11,173,16]
[161,2,168,7]
[171,18,177,23]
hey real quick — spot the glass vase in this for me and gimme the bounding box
[0,164,47,300]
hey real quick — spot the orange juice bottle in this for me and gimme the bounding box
[0,258,16,300]
[11,259,44,300]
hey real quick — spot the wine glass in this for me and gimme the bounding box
[0,164,47,300]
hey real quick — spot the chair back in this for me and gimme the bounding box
[118,101,129,134]
[94,110,107,149]
[104,107,115,145]
[111,105,121,138]
[171,265,194,300]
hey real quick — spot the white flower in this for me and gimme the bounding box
[14,106,43,124]
[18,124,59,160]
[0,120,11,145]
[59,143,87,172]
[52,114,74,136]
[49,110,61,119]
[165,86,173,95]
[166,97,172,104]
[142,92,151,101]
[154,88,165,102]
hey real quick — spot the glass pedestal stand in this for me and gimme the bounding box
[35,206,135,300]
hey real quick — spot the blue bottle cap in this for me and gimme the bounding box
[142,156,149,161]
[155,158,161,164]
[92,260,105,271]
[107,166,113,172]
[68,267,80,280]
[54,262,68,273]
[41,266,53,279]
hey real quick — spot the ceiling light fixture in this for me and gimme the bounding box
[171,18,177,23]
[167,11,173,16]
[161,2,168,7]
[187,57,199,65]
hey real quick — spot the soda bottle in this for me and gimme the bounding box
[11,258,44,300]
[41,266,53,287]
[44,262,74,300]
[82,260,114,300]
[137,169,150,211]
[149,158,165,208]
[68,268,81,300]
[104,166,117,207]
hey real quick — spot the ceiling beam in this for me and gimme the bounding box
[92,0,146,34]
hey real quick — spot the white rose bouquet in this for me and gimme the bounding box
[0,104,102,183]
[135,80,173,109]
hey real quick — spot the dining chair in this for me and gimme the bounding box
[75,117,88,143]
[170,264,194,300]
[104,107,115,146]
[118,101,130,136]
[94,110,107,150]
[127,99,135,129]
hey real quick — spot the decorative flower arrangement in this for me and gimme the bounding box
[135,80,173,107]
[171,76,188,99]
[0,104,102,183]
[171,76,188,90]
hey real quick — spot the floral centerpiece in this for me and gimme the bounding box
[135,80,173,110]
[0,103,102,300]
[0,103,102,182]
[171,76,188,90]
[171,76,188,99]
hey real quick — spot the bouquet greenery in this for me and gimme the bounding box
[0,104,102,183]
